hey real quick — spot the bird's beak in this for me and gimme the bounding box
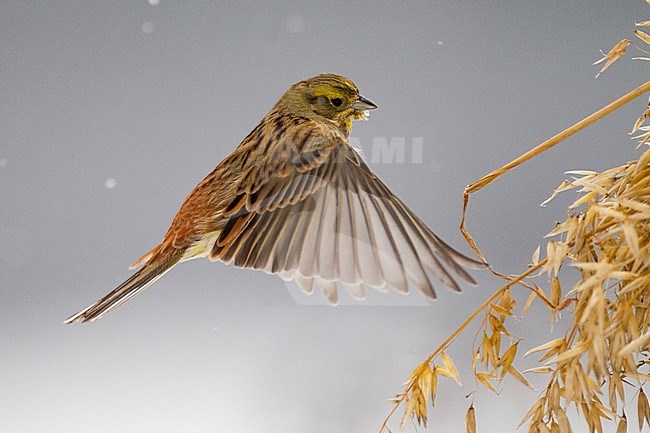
[351,95,377,110]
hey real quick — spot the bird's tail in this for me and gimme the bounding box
[64,255,180,324]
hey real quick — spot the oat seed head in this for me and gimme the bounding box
[382,11,650,433]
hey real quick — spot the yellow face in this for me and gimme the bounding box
[308,83,359,120]
[281,74,377,129]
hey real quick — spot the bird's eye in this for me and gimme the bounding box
[331,98,343,107]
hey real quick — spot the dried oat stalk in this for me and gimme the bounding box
[380,81,650,433]
[519,151,650,432]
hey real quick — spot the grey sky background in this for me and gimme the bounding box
[1,1,648,432]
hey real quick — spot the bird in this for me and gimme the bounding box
[65,73,486,323]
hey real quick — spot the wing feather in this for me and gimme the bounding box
[317,185,338,280]
[210,138,485,303]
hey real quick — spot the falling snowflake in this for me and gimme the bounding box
[142,21,154,33]
[104,178,117,189]
[286,15,305,34]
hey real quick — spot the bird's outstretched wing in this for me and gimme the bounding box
[211,137,485,304]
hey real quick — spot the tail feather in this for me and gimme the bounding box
[65,258,178,324]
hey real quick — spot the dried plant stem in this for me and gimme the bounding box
[422,258,547,366]
[379,258,548,433]
[461,80,650,268]
[465,80,650,195]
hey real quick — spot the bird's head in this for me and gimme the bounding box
[277,73,377,134]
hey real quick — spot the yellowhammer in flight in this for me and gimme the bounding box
[66,73,486,323]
